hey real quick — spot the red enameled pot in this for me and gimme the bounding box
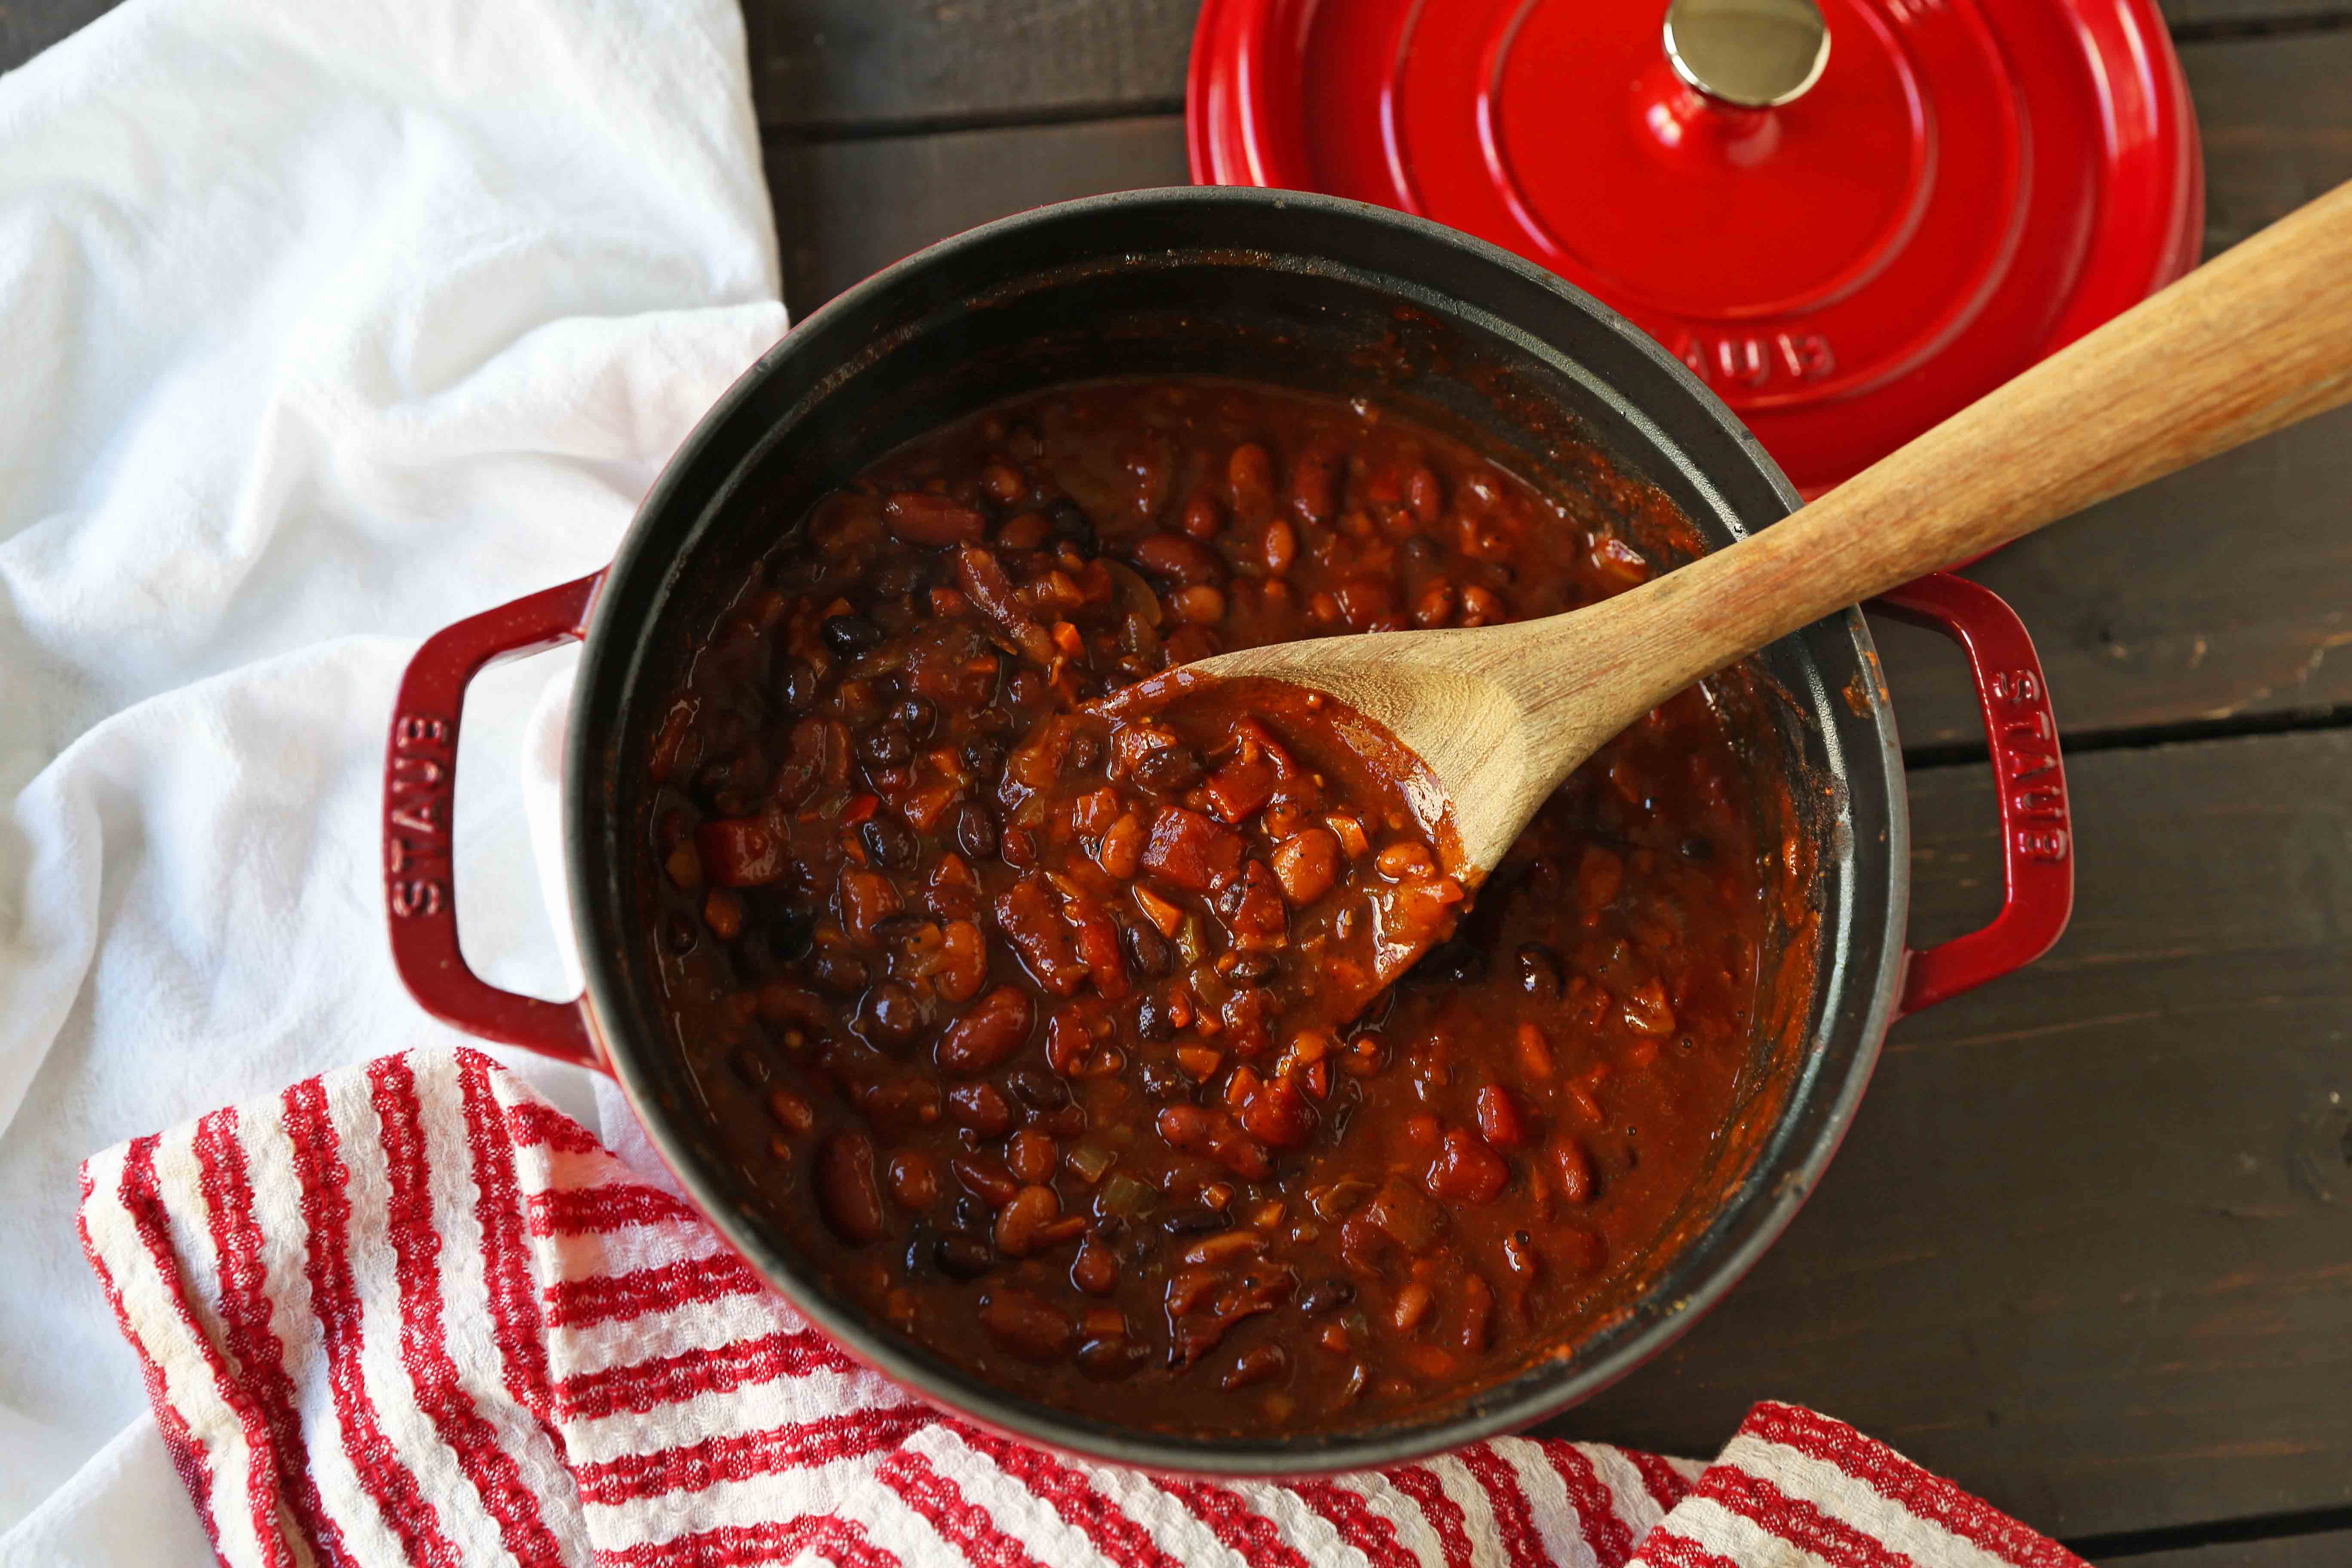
[383,188,2072,1474]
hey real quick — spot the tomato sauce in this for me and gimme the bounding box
[638,378,1765,1436]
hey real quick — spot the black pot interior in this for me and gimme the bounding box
[569,188,1906,1471]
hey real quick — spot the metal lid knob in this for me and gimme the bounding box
[1663,0,1831,109]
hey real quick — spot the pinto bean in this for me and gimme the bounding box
[814,1131,885,1244]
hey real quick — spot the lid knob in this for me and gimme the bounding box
[1663,0,1831,109]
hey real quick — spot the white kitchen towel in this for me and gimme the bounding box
[0,0,790,1556]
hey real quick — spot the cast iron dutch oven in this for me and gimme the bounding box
[383,187,2072,1474]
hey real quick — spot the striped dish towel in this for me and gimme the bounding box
[79,1047,2085,1568]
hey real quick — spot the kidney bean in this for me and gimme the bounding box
[1390,1282,1433,1332]
[1180,491,1225,540]
[1131,532,1225,587]
[1476,1085,1528,1151]
[1007,1128,1058,1185]
[947,1082,1016,1138]
[1551,1138,1597,1205]
[994,1185,1067,1257]
[1076,1335,1144,1381]
[937,986,1033,1074]
[889,1150,941,1209]
[1227,441,1275,513]
[1222,1344,1288,1391]
[815,1131,885,1244]
[766,1087,815,1135]
[1070,1237,1120,1296]
[953,1155,1021,1207]
[881,491,986,546]
[1270,828,1341,905]
[980,1289,1073,1363]
[1261,518,1297,575]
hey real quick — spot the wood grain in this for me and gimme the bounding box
[1550,727,2352,1538]
[745,0,1197,131]
[2098,1529,2352,1567]
[762,116,1190,311]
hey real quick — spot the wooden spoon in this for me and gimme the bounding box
[1181,180,2352,885]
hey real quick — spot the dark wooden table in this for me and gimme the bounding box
[12,1,2345,1560]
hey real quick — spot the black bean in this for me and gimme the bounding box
[892,696,940,741]
[772,656,820,714]
[1419,939,1486,986]
[953,1196,990,1234]
[1161,1207,1231,1237]
[821,613,883,656]
[1298,1277,1355,1316]
[1681,836,1715,861]
[1121,922,1176,978]
[859,725,913,769]
[1007,1068,1071,1111]
[1133,745,1205,794]
[1093,1215,1130,1248]
[1515,941,1564,998]
[1401,534,1441,569]
[937,1234,995,1280]
[861,815,918,869]
[660,912,698,955]
[1135,992,1177,1043]
[962,736,1008,781]
[861,980,923,1049]
[1048,502,1096,555]
[1066,730,1104,773]
[954,801,1000,861]
[806,946,870,995]
[729,1047,774,1088]
[1226,951,1275,985]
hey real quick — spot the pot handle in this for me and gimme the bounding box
[1870,573,2074,1017]
[385,573,607,1070]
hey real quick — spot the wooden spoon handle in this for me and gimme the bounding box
[1570,178,2352,722]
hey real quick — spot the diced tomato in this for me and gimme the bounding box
[696,818,787,887]
[838,866,901,944]
[1141,806,1245,894]
[1204,755,1276,824]
[1064,898,1130,1001]
[993,875,1087,995]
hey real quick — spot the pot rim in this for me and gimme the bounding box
[564,184,1908,1474]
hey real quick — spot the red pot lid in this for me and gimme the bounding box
[1189,0,2202,496]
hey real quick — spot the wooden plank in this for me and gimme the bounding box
[746,0,1196,131]
[2162,0,2352,31]
[763,116,1189,312]
[1547,728,2352,1539]
[2094,1528,2352,1567]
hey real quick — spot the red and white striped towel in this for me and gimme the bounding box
[79,1047,2086,1568]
